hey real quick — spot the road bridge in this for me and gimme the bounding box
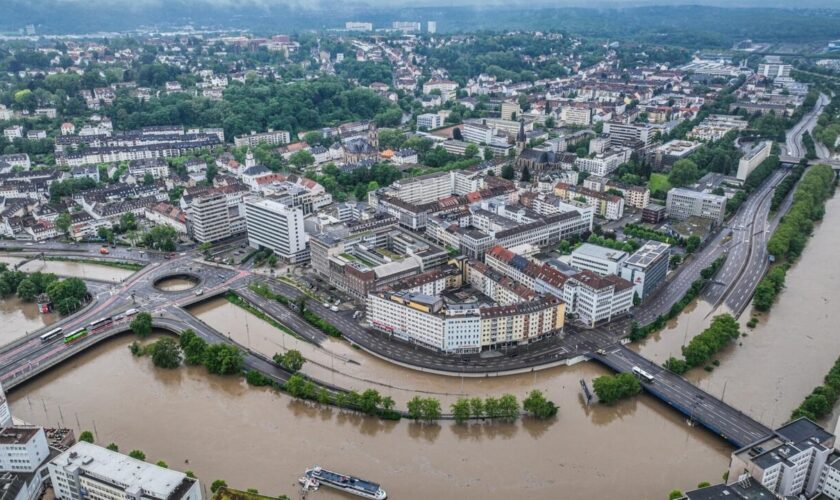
[590,345,772,448]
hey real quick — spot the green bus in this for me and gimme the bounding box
[64,328,88,344]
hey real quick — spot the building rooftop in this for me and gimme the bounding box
[52,442,194,500]
[571,243,628,263]
[624,241,670,269]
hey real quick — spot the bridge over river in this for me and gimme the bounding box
[590,345,772,448]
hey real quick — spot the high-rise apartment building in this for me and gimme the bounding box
[244,198,309,263]
[189,192,231,243]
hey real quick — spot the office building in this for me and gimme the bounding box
[570,243,628,276]
[417,113,444,130]
[620,241,670,299]
[244,197,309,263]
[0,427,50,473]
[562,271,634,327]
[666,188,727,224]
[49,442,201,500]
[427,21,437,34]
[189,192,231,243]
[642,204,666,224]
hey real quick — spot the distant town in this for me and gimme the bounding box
[1,12,840,500]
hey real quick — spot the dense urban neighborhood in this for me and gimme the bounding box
[1,6,840,500]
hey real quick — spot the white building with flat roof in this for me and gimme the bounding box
[49,442,201,500]
[244,197,308,263]
[0,427,49,473]
[736,140,772,181]
[666,187,727,224]
[417,113,444,131]
[570,243,628,276]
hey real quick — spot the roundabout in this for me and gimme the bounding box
[152,273,203,292]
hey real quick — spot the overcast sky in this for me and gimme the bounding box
[39,0,836,7]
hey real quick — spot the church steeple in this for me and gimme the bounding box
[516,118,527,153]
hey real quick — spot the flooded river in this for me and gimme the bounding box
[0,255,135,283]
[4,195,840,499]
[0,296,58,344]
[8,334,730,500]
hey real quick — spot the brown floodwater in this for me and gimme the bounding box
[634,194,840,430]
[0,296,58,344]
[0,255,134,283]
[8,333,730,500]
[155,277,199,292]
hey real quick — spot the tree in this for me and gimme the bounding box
[55,212,72,237]
[451,398,471,423]
[523,390,558,418]
[206,163,218,184]
[484,148,494,161]
[203,344,243,375]
[407,396,424,420]
[469,397,484,418]
[150,337,181,369]
[498,394,520,420]
[130,312,153,338]
[464,143,479,159]
[668,490,684,500]
[143,225,177,251]
[592,373,642,405]
[452,127,463,141]
[420,398,442,422]
[484,397,501,419]
[501,164,515,180]
[16,279,38,302]
[668,159,699,187]
[156,460,168,468]
[79,431,94,443]
[521,166,531,182]
[143,172,155,186]
[46,278,88,315]
[359,389,382,415]
[210,480,227,493]
[106,443,119,451]
[289,150,315,169]
[685,235,701,253]
[129,450,146,461]
[179,329,207,365]
[186,471,196,479]
[274,350,306,372]
[120,212,137,232]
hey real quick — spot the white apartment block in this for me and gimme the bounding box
[233,129,291,148]
[757,62,792,79]
[573,147,632,177]
[736,140,772,181]
[388,171,452,204]
[603,122,655,147]
[0,427,49,473]
[345,21,373,31]
[367,291,564,353]
[561,105,592,126]
[244,197,309,263]
[189,192,231,243]
[570,243,628,276]
[562,271,634,327]
[49,442,202,500]
[666,188,727,224]
[422,80,458,101]
[417,113,444,130]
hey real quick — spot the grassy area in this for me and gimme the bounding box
[212,487,289,500]
[648,173,671,194]
[43,256,145,271]
[224,292,303,340]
